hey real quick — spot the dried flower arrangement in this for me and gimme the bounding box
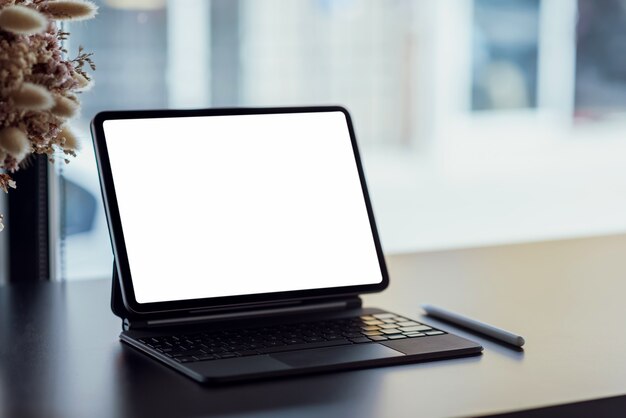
[0,0,97,231]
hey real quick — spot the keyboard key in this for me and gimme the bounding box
[227,344,249,351]
[387,334,407,340]
[174,356,196,363]
[205,347,226,354]
[303,336,324,343]
[425,331,444,336]
[349,337,372,344]
[237,350,260,356]
[382,319,397,324]
[381,329,403,335]
[400,325,432,332]
[360,316,376,321]
[397,321,420,327]
[324,334,345,341]
[379,324,399,329]
[369,335,388,341]
[373,313,396,319]
[405,332,425,337]
[170,351,192,358]
[184,350,207,357]
[217,353,238,359]
[361,326,380,331]
[361,331,382,336]
[363,320,384,326]
[195,354,216,361]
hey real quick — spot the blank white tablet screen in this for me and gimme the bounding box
[103,111,383,304]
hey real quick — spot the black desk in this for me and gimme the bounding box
[2,234,626,417]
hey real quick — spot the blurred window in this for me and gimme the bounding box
[575,0,626,117]
[472,0,540,110]
[56,0,626,280]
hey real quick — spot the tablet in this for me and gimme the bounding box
[91,106,388,316]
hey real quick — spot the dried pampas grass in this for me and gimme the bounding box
[59,127,80,152]
[43,1,98,21]
[51,95,79,118]
[0,0,96,229]
[0,128,31,163]
[0,174,16,193]
[0,5,47,35]
[73,72,93,91]
[11,82,55,110]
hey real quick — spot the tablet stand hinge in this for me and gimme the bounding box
[122,296,363,331]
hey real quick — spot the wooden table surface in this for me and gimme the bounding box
[1,233,626,417]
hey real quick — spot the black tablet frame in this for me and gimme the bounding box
[91,106,389,317]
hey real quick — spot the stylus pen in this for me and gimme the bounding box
[422,304,526,347]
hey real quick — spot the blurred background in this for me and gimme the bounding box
[3,0,626,282]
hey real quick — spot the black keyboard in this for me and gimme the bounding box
[137,312,445,364]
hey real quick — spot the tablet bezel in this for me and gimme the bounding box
[91,106,389,316]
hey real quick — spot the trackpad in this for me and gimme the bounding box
[271,343,404,368]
